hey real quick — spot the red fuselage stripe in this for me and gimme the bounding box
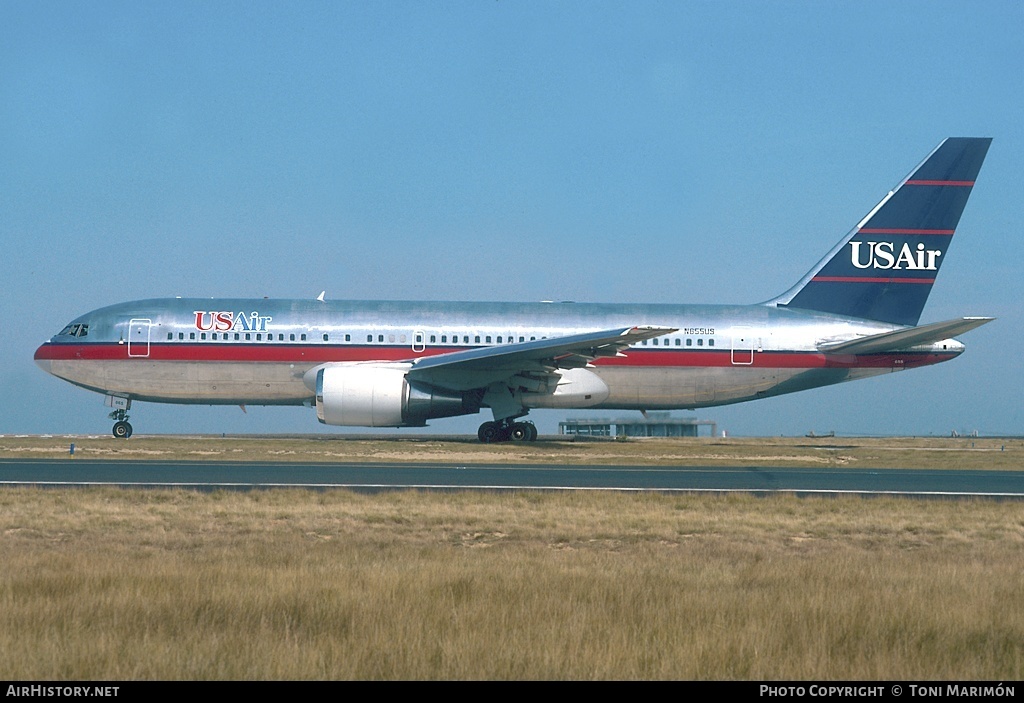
[34,343,956,370]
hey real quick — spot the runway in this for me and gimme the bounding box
[1,458,1022,498]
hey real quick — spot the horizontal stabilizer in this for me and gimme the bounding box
[818,317,994,355]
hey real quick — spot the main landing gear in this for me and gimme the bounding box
[477,419,538,443]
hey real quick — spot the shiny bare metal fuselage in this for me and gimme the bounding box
[35,297,958,410]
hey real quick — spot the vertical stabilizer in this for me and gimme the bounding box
[770,137,991,326]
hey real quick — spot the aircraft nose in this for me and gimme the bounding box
[34,343,52,374]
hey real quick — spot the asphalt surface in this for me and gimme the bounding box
[1,458,1022,497]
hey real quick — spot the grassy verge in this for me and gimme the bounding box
[1,488,1021,679]
[2,434,1023,469]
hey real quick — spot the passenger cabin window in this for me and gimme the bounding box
[697,339,703,346]
[300,334,306,341]
[290,334,296,341]
[709,339,715,347]
[322,334,329,342]
[345,334,350,342]
[190,332,196,340]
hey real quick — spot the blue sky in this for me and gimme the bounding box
[3,0,1022,437]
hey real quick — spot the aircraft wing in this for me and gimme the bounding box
[817,317,994,355]
[407,326,675,391]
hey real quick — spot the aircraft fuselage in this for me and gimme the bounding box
[34,297,961,410]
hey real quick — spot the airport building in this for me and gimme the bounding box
[559,413,717,438]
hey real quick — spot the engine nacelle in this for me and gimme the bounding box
[315,365,477,427]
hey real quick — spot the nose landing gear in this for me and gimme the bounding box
[108,399,133,439]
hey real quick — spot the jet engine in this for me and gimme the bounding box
[315,364,477,427]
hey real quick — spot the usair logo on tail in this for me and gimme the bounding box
[849,242,942,271]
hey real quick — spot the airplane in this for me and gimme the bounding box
[35,137,993,442]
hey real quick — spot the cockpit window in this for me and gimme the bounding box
[58,324,88,338]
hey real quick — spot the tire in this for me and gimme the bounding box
[112,421,132,439]
[478,421,499,443]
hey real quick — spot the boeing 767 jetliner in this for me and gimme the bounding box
[35,137,993,441]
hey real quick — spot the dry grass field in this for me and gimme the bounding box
[0,435,1022,680]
